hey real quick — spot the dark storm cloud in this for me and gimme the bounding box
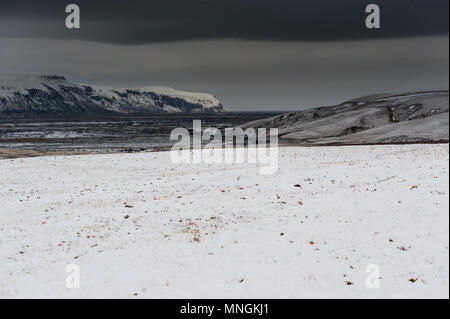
[0,0,448,44]
[0,1,448,110]
[1,36,448,110]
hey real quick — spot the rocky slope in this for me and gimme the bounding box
[0,74,227,118]
[243,91,449,144]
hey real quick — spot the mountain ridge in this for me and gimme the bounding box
[0,74,228,118]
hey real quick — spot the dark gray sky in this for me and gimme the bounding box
[0,0,448,110]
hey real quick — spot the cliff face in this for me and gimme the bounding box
[0,74,228,118]
[243,91,449,144]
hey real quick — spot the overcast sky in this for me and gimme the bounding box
[0,0,448,110]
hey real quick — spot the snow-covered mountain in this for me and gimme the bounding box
[243,90,449,144]
[0,74,228,117]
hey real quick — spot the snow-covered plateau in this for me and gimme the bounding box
[0,74,227,117]
[0,144,448,298]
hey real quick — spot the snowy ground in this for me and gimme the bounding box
[0,144,448,298]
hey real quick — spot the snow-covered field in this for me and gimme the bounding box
[0,144,448,298]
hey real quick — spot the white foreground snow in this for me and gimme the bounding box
[0,144,448,298]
